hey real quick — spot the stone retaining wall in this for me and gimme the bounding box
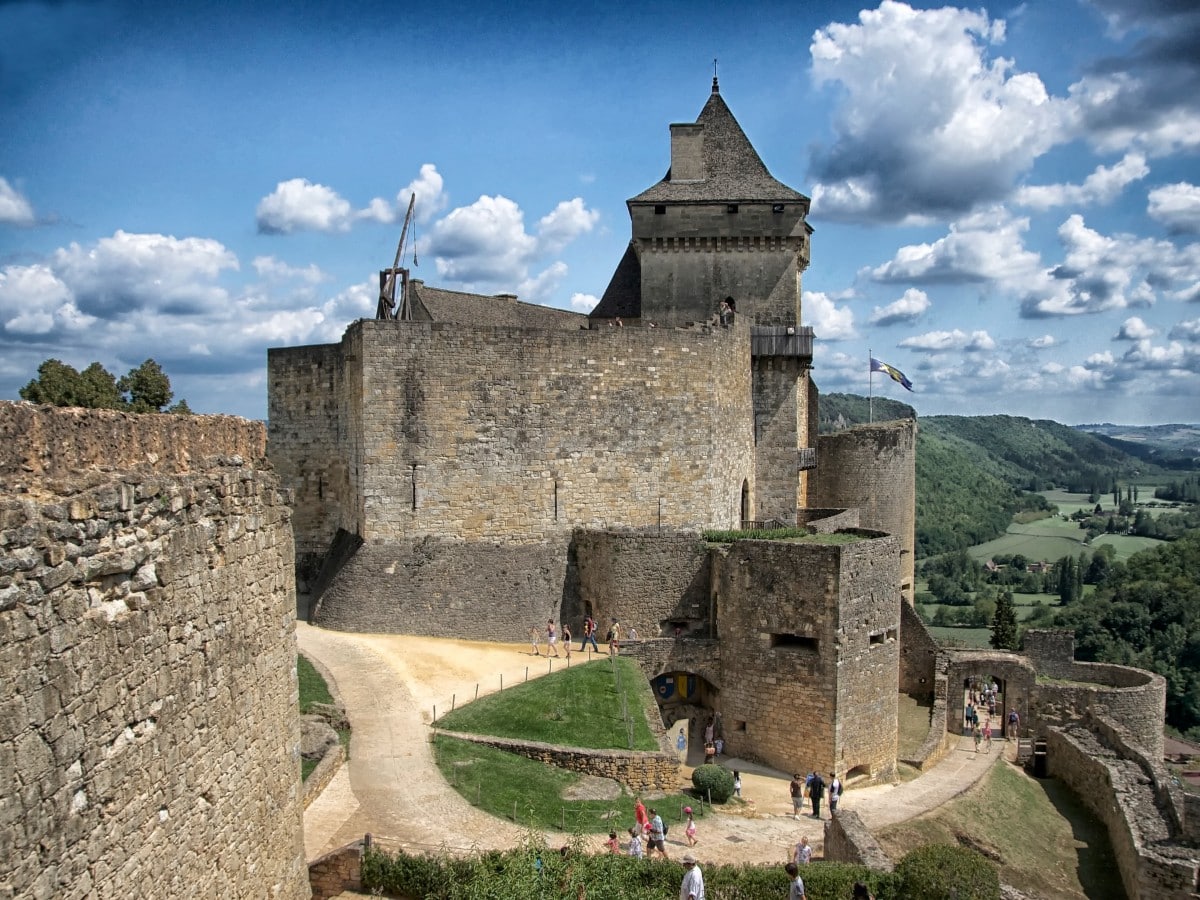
[822,810,894,870]
[434,730,681,793]
[308,840,363,900]
[303,742,346,809]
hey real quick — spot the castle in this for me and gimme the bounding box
[267,78,916,784]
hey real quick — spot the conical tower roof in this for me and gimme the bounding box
[630,80,809,204]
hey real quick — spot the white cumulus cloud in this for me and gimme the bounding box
[0,264,90,334]
[809,1,1070,223]
[0,177,35,225]
[869,288,930,326]
[256,178,354,234]
[804,290,856,341]
[1148,183,1200,235]
[871,208,1041,285]
[1015,153,1149,210]
[1115,317,1155,340]
[900,328,995,353]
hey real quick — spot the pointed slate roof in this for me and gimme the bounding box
[630,81,809,205]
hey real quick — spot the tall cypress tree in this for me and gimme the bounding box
[991,591,1019,650]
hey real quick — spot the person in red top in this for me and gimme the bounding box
[634,797,649,834]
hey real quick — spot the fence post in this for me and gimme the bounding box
[525,667,529,682]
[500,674,503,692]
[433,704,437,722]
[475,684,479,701]
[452,693,456,712]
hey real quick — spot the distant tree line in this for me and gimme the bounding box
[1052,531,1200,737]
[19,358,191,414]
[1157,476,1200,504]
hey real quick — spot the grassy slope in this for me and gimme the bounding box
[436,657,658,750]
[433,657,693,834]
[876,760,1124,900]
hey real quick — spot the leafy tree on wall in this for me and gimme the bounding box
[990,591,1018,650]
[19,357,190,414]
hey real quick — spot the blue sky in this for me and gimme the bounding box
[1,0,1198,425]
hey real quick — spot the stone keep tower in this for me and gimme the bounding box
[593,77,817,522]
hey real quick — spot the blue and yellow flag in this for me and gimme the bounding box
[870,357,914,392]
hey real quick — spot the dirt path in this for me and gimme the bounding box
[298,624,1000,867]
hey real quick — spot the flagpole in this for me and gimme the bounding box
[868,348,874,424]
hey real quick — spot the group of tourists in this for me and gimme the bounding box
[788,770,841,820]
[532,615,630,658]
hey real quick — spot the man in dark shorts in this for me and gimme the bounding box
[647,808,668,858]
[789,773,804,820]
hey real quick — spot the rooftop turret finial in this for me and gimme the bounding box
[712,58,719,93]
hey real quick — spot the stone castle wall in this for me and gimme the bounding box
[267,341,356,581]
[309,537,569,639]
[0,402,307,900]
[270,319,757,564]
[811,421,916,603]
[571,530,712,641]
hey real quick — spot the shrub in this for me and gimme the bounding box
[896,844,1000,900]
[691,764,735,803]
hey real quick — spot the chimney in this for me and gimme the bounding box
[670,123,705,182]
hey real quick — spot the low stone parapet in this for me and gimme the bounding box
[434,730,681,792]
[308,838,363,900]
[822,809,894,870]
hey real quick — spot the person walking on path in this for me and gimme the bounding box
[634,797,649,835]
[647,808,668,859]
[793,836,812,865]
[1008,707,1021,740]
[973,722,982,752]
[561,623,572,660]
[983,719,992,752]
[529,626,541,655]
[680,853,705,900]
[828,773,841,813]
[546,619,560,657]
[809,771,825,818]
[789,773,805,820]
[608,619,621,656]
[785,862,806,899]
[627,827,644,859]
[581,615,599,652]
[684,806,698,846]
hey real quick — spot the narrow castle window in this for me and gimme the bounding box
[772,203,785,213]
[410,464,418,510]
[870,631,885,646]
[654,205,666,215]
[726,204,739,214]
[554,480,559,521]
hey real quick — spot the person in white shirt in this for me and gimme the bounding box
[679,853,705,900]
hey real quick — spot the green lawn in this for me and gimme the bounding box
[298,653,349,779]
[1091,533,1165,560]
[436,656,658,750]
[434,734,697,833]
[433,656,701,834]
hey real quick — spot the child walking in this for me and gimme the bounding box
[627,826,644,859]
[684,806,698,846]
[733,770,742,799]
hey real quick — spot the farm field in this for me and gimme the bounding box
[927,626,991,647]
[966,513,1164,565]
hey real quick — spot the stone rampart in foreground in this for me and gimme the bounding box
[0,402,308,900]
